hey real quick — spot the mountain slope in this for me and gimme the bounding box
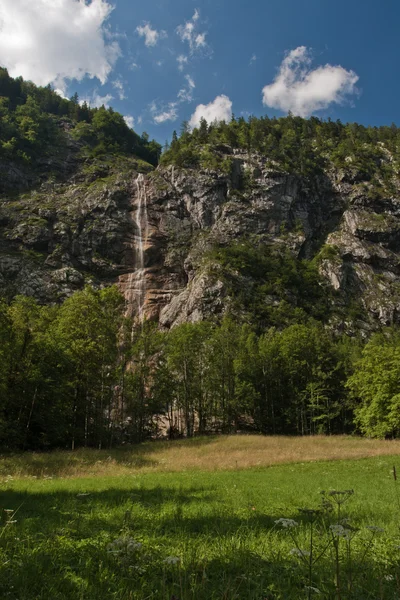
[2,70,400,332]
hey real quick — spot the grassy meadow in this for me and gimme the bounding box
[2,436,400,599]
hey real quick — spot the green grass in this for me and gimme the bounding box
[1,451,400,598]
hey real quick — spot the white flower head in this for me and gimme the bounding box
[163,556,180,565]
[290,548,310,557]
[107,536,142,555]
[275,518,299,528]
[366,526,384,533]
[330,524,351,539]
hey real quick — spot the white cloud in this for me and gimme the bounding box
[177,55,188,71]
[150,100,178,124]
[186,75,195,89]
[80,90,114,108]
[262,46,359,117]
[189,95,232,129]
[0,0,120,95]
[54,88,68,99]
[153,103,178,124]
[151,74,195,124]
[124,115,135,129]
[195,33,206,48]
[136,22,166,47]
[250,54,257,65]
[177,75,195,102]
[112,78,126,100]
[177,9,208,53]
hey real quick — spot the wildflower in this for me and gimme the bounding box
[107,536,142,555]
[275,518,298,528]
[366,525,384,533]
[127,541,142,552]
[339,519,358,533]
[163,556,180,565]
[330,524,351,539]
[290,548,310,557]
[328,489,353,497]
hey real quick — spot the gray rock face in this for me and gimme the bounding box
[2,148,400,330]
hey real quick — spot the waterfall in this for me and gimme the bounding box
[127,173,148,322]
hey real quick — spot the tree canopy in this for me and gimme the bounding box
[0,67,161,166]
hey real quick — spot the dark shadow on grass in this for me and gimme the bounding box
[0,482,396,599]
[0,483,285,543]
[0,526,395,600]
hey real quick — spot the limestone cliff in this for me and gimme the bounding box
[2,142,400,332]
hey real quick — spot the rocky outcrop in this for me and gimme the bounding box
[2,146,400,331]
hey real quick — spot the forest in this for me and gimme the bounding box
[0,67,162,167]
[0,285,398,450]
[162,111,400,198]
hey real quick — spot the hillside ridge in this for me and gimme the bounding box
[2,69,400,332]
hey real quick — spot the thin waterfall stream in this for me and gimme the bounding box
[127,173,148,322]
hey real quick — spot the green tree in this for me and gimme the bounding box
[55,286,123,449]
[348,331,400,438]
[166,322,213,436]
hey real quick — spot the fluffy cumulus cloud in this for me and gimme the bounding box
[0,0,120,94]
[136,23,166,47]
[177,9,208,53]
[262,46,359,117]
[189,95,232,129]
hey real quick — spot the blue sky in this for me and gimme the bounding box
[0,0,398,142]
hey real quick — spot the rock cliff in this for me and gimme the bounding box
[2,141,400,332]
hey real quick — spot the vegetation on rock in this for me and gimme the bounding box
[162,113,399,192]
[0,67,161,168]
